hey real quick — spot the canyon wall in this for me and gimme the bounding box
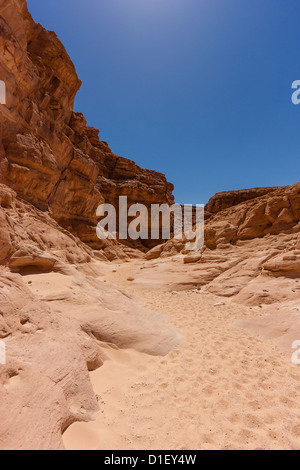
[0,0,299,451]
[205,187,282,216]
[0,0,174,255]
[0,2,180,450]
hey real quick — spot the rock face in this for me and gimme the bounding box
[0,265,180,450]
[205,187,282,216]
[0,0,299,453]
[0,183,145,270]
[0,182,180,450]
[148,183,300,257]
[0,0,174,253]
[204,183,300,249]
[143,183,300,307]
[0,0,179,450]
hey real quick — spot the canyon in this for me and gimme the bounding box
[0,0,299,451]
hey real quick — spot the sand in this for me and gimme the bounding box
[62,261,300,450]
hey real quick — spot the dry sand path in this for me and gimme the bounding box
[63,261,300,450]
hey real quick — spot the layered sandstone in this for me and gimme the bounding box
[143,183,300,307]
[205,186,282,215]
[1,0,300,453]
[0,0,174,254]
[0,0,180,451]
[0,180,180,450]
[146,183,300,258]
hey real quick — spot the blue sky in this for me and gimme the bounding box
[27,0,300,204]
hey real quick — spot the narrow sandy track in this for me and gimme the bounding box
[63,261,300,450]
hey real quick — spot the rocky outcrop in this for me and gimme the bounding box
[0,181,179,451]
[130,227,300,310]
[0,1,180,451]
[0,183,145,270]
[143,183,300,307]
[0,0,299,452]
[205,186,282,216]
[149,183,300,258]
[204,183,300,249]
[0,265,180,450]
[0,0,174,254]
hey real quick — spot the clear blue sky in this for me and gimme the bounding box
[27,0,300,204]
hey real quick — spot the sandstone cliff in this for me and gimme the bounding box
[0,0,300,452]
[0,0,181,450]
[144,183,300,307]
[0,0,174,256]
[205,186,283,216]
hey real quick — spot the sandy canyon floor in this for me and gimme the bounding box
[35,260,300,451]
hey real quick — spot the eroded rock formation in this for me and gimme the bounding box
[0,264,180,450]
[0,0,299,452]
[0,0,174,254]
[144,183,300,307]
[0,0,180,450]
[205,186,282,215]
